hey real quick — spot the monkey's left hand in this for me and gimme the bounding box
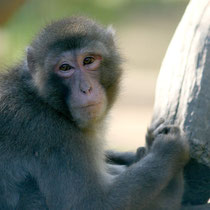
[146,118,166,150]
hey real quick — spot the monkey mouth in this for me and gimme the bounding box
[72,102,102,109]
[71,102,105,121]
[80,102,102,108]
[78,103,103,114]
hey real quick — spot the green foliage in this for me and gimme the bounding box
[0,0,188,67]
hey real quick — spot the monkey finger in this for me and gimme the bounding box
[136,147,146,162]
[168,126,181,136]
[147,118,165,133]
[153,125,181,137]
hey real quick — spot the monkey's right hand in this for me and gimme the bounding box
[146,118,165,149]
[150,126,190,167]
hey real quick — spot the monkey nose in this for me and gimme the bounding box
[80,86,92,94]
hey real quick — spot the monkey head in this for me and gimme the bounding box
[26,17,122,128]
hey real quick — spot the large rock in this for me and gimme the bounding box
[151,0,210,204]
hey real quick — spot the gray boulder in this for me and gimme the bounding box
[151,0,210,205]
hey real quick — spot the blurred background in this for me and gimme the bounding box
[0,0,189,151]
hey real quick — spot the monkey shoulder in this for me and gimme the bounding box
[0,71,62,150]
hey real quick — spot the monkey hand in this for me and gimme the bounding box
[135,147,146,162]
[146,118,165,149]
[150,125,190,168]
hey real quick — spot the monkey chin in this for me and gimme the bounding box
[70,103,106,129]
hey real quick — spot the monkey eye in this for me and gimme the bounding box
[59,63,72,71]
[83,56,95,65]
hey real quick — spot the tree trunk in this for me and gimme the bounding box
[151,0,210,205]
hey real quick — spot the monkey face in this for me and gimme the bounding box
[54,50,108,128]
[26,17,122,128]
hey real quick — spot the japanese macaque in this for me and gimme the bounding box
[0,17,191,210]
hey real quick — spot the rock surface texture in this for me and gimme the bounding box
[151,0,210,205]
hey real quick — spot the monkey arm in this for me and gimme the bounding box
[105,120,166,167]
[106,163,127,175]
[32,126,188,209]
[106,153,184,209]
[106,128,189,209]
[105,150,140,176]
[181,204,210,210]
[105,147,146,166]
[35,149,185,210]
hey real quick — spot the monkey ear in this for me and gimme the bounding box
[26,46,35,72]
[106,25,116,37]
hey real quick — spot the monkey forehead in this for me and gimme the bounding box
[50,40,110,57]
[31,17,115,54]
